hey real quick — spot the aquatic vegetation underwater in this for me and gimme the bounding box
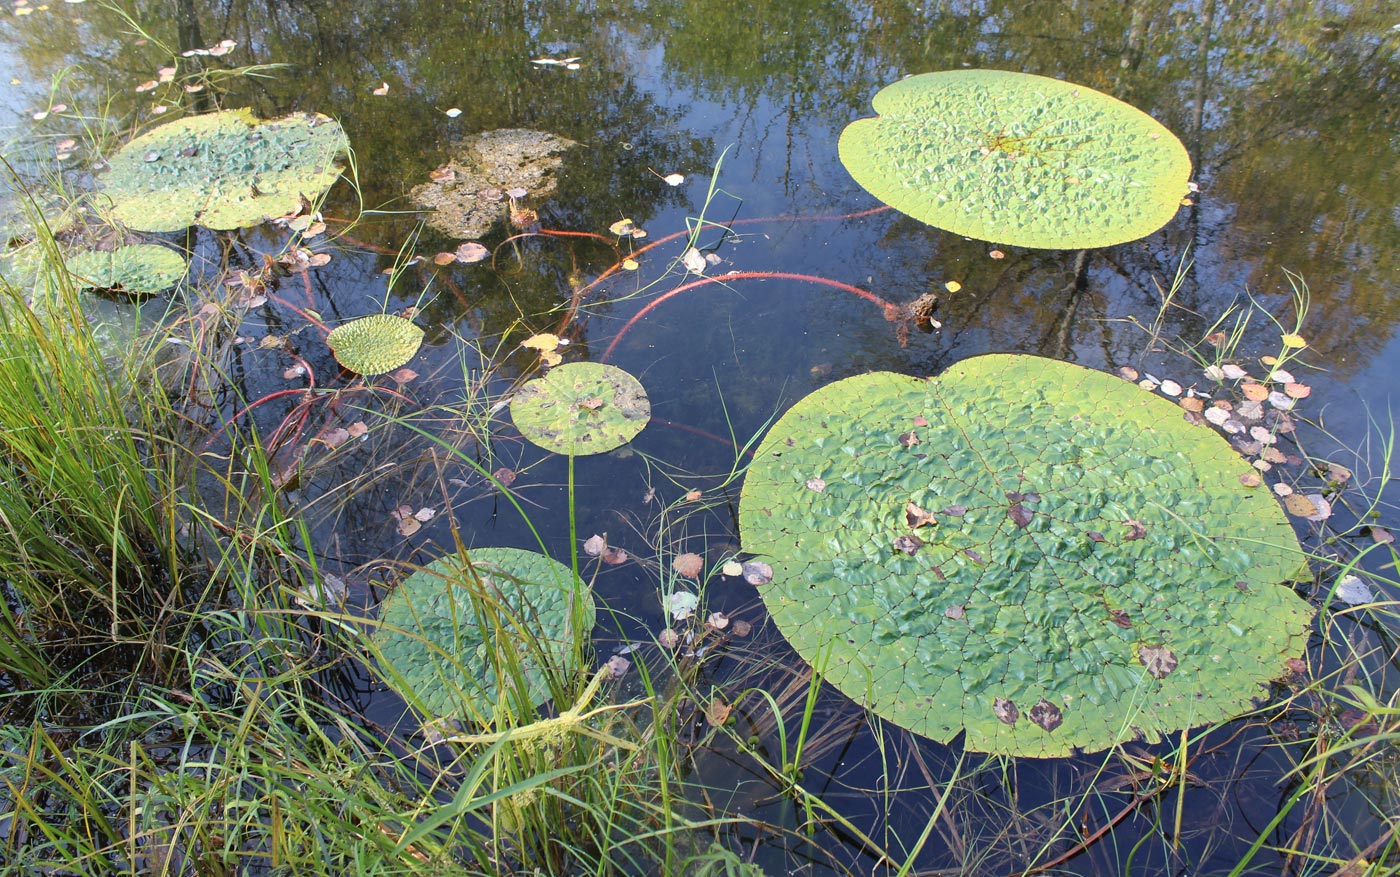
[0,16,1396,876]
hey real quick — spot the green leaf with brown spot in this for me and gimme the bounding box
[510,362,650,456]
[738,354,1311,757]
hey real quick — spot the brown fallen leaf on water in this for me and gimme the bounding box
[602,546,628,565]
[706,698,732,727]
[433,251,456,266]
[455,241,489,263]
[584,534,607,557]
[673,552,704,579]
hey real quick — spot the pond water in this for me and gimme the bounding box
[2,1,1398,874]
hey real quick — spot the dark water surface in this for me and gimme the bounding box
[2,1,1398,874]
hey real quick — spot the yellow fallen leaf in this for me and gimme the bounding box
[944,280,962,293]
[521,332,560,352]
[622,258,639,271]
[1280,333,1307,349]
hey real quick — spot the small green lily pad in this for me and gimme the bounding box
[839,70,1192,249]
[66,244,187,294]
[325,314,423,375]
[738,354,1311,757]
[372,548,593,718]
[101,109,348,232]
[510,362,650,456]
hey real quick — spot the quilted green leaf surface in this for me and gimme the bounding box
[101,109,348,232]
[510,362,650,456]
[372,548,593,718]
[325,314,423,375]
[66,244,187,294]
[839,70,1191,249]
[738,354,1311,757]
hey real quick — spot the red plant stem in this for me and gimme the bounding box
[650,416,744,455]
[600,271,897,362]
[1004,793,1151,877]
[270,294,331,335]
[573,205,893,306]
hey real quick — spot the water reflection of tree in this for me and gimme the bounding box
[647,0,1400,370]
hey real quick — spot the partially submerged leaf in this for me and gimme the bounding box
[66,244,186,294]
[371,548,593,718]
[101,109,348,232]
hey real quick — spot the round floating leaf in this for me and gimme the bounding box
[372,548,593,718]
[839,70,1192,249]
[738,354,1311,757]
[66,244,187,294]
[101,109,348,232]
[510,362,650,456]
[325,314,423,376]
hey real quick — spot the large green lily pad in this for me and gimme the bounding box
[372,548,593,719]
[325,314,423,375]
[101,109,348,232]
[66,244,187,294]
[510,362,650,456]
[839,70,1192,249]
[738,354,1311,757]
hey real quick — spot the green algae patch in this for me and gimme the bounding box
[325,314,423,376]
[101,109,348,232]
[839,70,1191,249]
[510,362,650,456]
[372,548,593,719]
[737,354,1310,757]
[66,244,187,294]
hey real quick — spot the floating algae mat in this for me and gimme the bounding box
[738,354,1311,757]
[411,129,577,238]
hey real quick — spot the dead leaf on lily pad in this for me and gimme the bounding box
[1139,644,1179,679]
[1028,698,1063,733]
[905,502,937,528]
[993,696,1019,726]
